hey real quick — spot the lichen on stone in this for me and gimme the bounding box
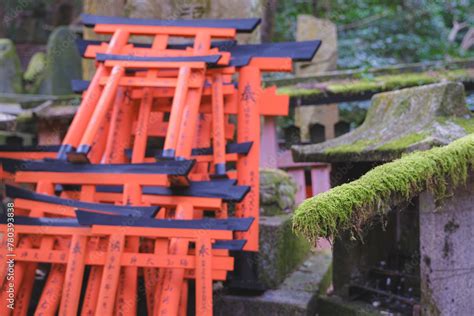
[277,69,472,98]
[292,82,473,162]
[260,168,298,215]
[292,132,474,242]
[0,39,23,94]
[276,86,322,97]
[24,52,47,94]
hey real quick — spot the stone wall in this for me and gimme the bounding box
[419,172,474,315]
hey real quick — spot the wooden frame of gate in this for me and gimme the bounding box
[0,220,240,316]
[0,13,321,315]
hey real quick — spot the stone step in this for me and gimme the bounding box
[214,249,332,316]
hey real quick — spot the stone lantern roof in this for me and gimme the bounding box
[292,82,474,163]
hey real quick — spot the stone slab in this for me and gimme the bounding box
[215,250,332,316]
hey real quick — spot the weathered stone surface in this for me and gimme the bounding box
[40,27,82,95]
[296,15,337,75]
[294,103,340,142]
[24,52,46,94]
[257,215,311,288]
[126,0,209,20]
[293,82,473,163]
[125,0,262,43]
[260,168,297,215]
[208,0,263,43]
[0,39,23,94]
[418,172,474,315]
[215,250,332,316]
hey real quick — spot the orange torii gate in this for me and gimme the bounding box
[0,213,251,315]
[0,13,321,315]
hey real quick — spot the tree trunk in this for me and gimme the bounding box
[261,0,277,42]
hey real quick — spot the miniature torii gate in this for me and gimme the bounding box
[0,14,320,315]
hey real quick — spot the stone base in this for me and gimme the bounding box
[228,214,311,290]
[215,250,332,316]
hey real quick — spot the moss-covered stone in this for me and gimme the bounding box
[0,39,23,94]
[258,215,311,288]
[277,69,472,98]
[214,250,332,316]
[24,52,47,94]
[40,27,82,95]
[260,168,297,216]
[292,132,474,242]
[293,82,473,162]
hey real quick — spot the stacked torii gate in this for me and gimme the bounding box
[0,14,320,315]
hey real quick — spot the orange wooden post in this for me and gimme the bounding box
[12,263,35,316]
[80,238,107,315]
[175,31,210,160]
[174,69,205,160]
[95,233,125,315]
[178,280,188,316]
[211,74,227,176]
[59,29,129,159]
[33,237,69,316]
[156,203,193,315]
[34,264,66,316]
[162,66,191,158]
[101,90,135,164]
[195,236,213,316]
[75,65,125,158]
[11,236,45,316]
[236,66,261,251]
[193,114,212,176]
[58,234,88,316]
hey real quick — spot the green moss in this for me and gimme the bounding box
[293,133,474,242]
[276,69,470,98]
[24,52,46,94]
[328,80,381,94]
[324,139,375,154]
[258,215,311,288]
[450,117,474,134]
[0,39,23,93]
[276,86,322,97]
[276,218,311,283]
[378,133,428,151]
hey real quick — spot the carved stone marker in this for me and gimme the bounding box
[296,15,337,75]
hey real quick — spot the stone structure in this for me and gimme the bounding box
[293,82,473,162]
[23,52,46,94]
[295,103,342,143]
[293,15,345,148]
[39,27,82,95]
[314,168,474,315]
[215,249,332,316]
[259,168,297,216]
[216,168,332,315]
[0,39,23,93]
[296,15,337,75]
[419,176,474,315]
[291,82,474,314]
[125,0,262,43]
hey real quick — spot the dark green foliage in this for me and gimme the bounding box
[274,0,473,69]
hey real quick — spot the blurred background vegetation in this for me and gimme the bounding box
[273,0,473,69]
[1,0,472,70]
